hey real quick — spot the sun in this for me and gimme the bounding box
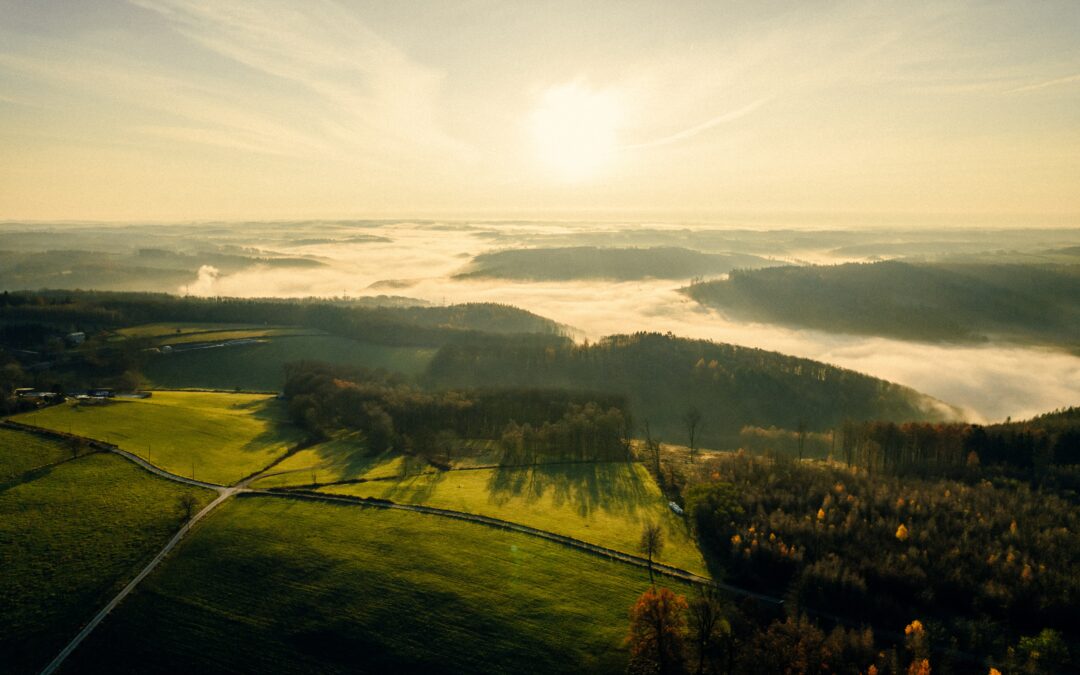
[530,82,622,182]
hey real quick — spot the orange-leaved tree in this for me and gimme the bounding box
[627,586,689,675]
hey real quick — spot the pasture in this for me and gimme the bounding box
[142,334,437,391]
[0,425,72,482]
[61,496,678,674]
[320,461,706,574]
[250,433,417,488]
[17,392,303,485]
[0,453,214,674]
[114,322,298,339]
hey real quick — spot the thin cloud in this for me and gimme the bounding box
[1004,72,1080,94]
[128,0,471,162]
[622,98,770,151]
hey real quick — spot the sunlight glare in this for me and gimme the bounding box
[530,82,622,182]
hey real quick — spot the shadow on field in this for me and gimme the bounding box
[377,465,447,503]
[486,462,649,518]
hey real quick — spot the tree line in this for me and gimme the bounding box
[424,332,948,447]
[284,361,632,463]
[838,413,1080,473]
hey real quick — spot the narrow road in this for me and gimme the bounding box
[39,486,236,675]
[108,446,224,490]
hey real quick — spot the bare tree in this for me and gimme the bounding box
[68,437,86,460]
[796,420,807,462]
[688,585,729,675]
[683,407,704,463]
[640,521,665,585]
[643,420,662,479]
[620,410,635,461]
[178,493,199,520]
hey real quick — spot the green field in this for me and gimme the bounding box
[159,328,317,345]
[142,335,437,391]
[0,453,214,674]
[62,496,680,674]
[16,392,304,485]
[319,461,706,574]
[251,433,419,488]
[114,322,296,339]
[0,425,72,482]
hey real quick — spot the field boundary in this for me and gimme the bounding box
[266,456,646,490]
[246,488,784,602]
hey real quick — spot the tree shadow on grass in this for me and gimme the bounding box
[376,466,447,504]
[486,462,651,519]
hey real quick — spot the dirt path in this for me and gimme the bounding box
[108,447,224,490]
[39,486,236,675]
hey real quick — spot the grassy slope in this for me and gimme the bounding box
[0,425,72,482]
[16,392,303,485]
[114,322,304,339]
[143,335,436,391]
[0,453,214,674]
[250,433,413,488]
[63,497,677,674]
[252,437,510,488]
[320,461,706,574]
[158,328,317,345]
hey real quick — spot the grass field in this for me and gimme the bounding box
[114,322,298,339]
[142,335,437,391]
[0,425,72,483]
[159,327,317,345]
[61,496,683,674]
[0,453,214,674]
[16,392,304,485]
[319,461,706,574]
[250,433,420,488]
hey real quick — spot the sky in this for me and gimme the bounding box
[1,0,1078,222]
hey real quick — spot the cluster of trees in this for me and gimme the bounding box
[683,452,1080,667]
[683,261,1080,349]
[839,413,1080,473]
[739,425,833,460]
[0,291,565,349]
[624,585,959,675]
[284,361,631,463]
[425,332,948,447]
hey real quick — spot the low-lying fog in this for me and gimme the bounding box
[161,221,1080,424]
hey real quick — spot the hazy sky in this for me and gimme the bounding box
[1,1,1078,222]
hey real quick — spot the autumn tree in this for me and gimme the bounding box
[626,586,689,675]
[739,614,828,675]
[1007,628,1069,674]
[640,521,665,585]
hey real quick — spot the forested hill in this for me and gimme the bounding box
[454,246,778,281]
[0,291,566,346]
[424,332,958,447]
[682,261,1080,349]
